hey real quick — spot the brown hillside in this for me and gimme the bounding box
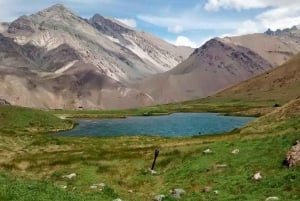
[214,53,300,103]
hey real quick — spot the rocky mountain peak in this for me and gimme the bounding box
[191,38,226,56]
[35,3,77,20]
[42,3,69,13]
[264,25,299,36]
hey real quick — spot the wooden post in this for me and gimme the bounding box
[151,148,160,170]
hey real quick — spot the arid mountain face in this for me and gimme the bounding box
[0,4,191,109]
[138,28,300,104]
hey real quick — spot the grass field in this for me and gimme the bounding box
[51,98,276,119]
[0,100,300,200]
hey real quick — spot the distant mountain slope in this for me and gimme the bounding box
[212,52,300,103]
[0,64,154,109]
[221,33,300,67]
[138,38,273,103]
[137,26,300,104]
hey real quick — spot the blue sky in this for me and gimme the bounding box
[1,0,300,47]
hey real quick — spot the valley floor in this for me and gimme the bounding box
[0,101,300,201]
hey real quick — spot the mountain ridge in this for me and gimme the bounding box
[1,4,300,109]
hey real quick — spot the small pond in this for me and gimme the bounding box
[59,113,254,137]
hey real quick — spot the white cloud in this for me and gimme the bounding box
[168,36,214,48]
[138,14,240,34]
[115,18,137,28]
[204,0,267,11]
[204,0,300,11]
[235,20,261,35]
[257,6,300,30]
[171,36,198,48]
[212,0,300,37]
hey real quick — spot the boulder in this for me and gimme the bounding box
[0,99,10,106]
[171,188,185,199]
[252,172,262,181]
[286,140,300,167]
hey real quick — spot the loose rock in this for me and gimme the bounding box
[171,188,185,199]
[90,185,98,189]
[216,164,227,168]
[265,196,280,201]
[62,173,76,179]
[113,199,122,201]
[286,140,300,167]
[252,172,262,181]
[153,194,165,201]
[213,190,219,195]
[231,149,240,154]
[203,149,213,154]
[90,183,105,190]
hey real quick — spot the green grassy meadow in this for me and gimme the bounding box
[0,101,300,200]
[51,98,276,119]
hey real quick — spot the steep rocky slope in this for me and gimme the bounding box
[89,14,192,73]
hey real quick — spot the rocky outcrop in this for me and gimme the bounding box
[286,140,300,167]
[8,16,35,35]
[264,25,298,36]
[0,99,10,105]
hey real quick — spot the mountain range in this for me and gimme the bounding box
[138,31,300,104]
[0,4,299,109]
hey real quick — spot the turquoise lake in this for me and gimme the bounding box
[59,113,254,137]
